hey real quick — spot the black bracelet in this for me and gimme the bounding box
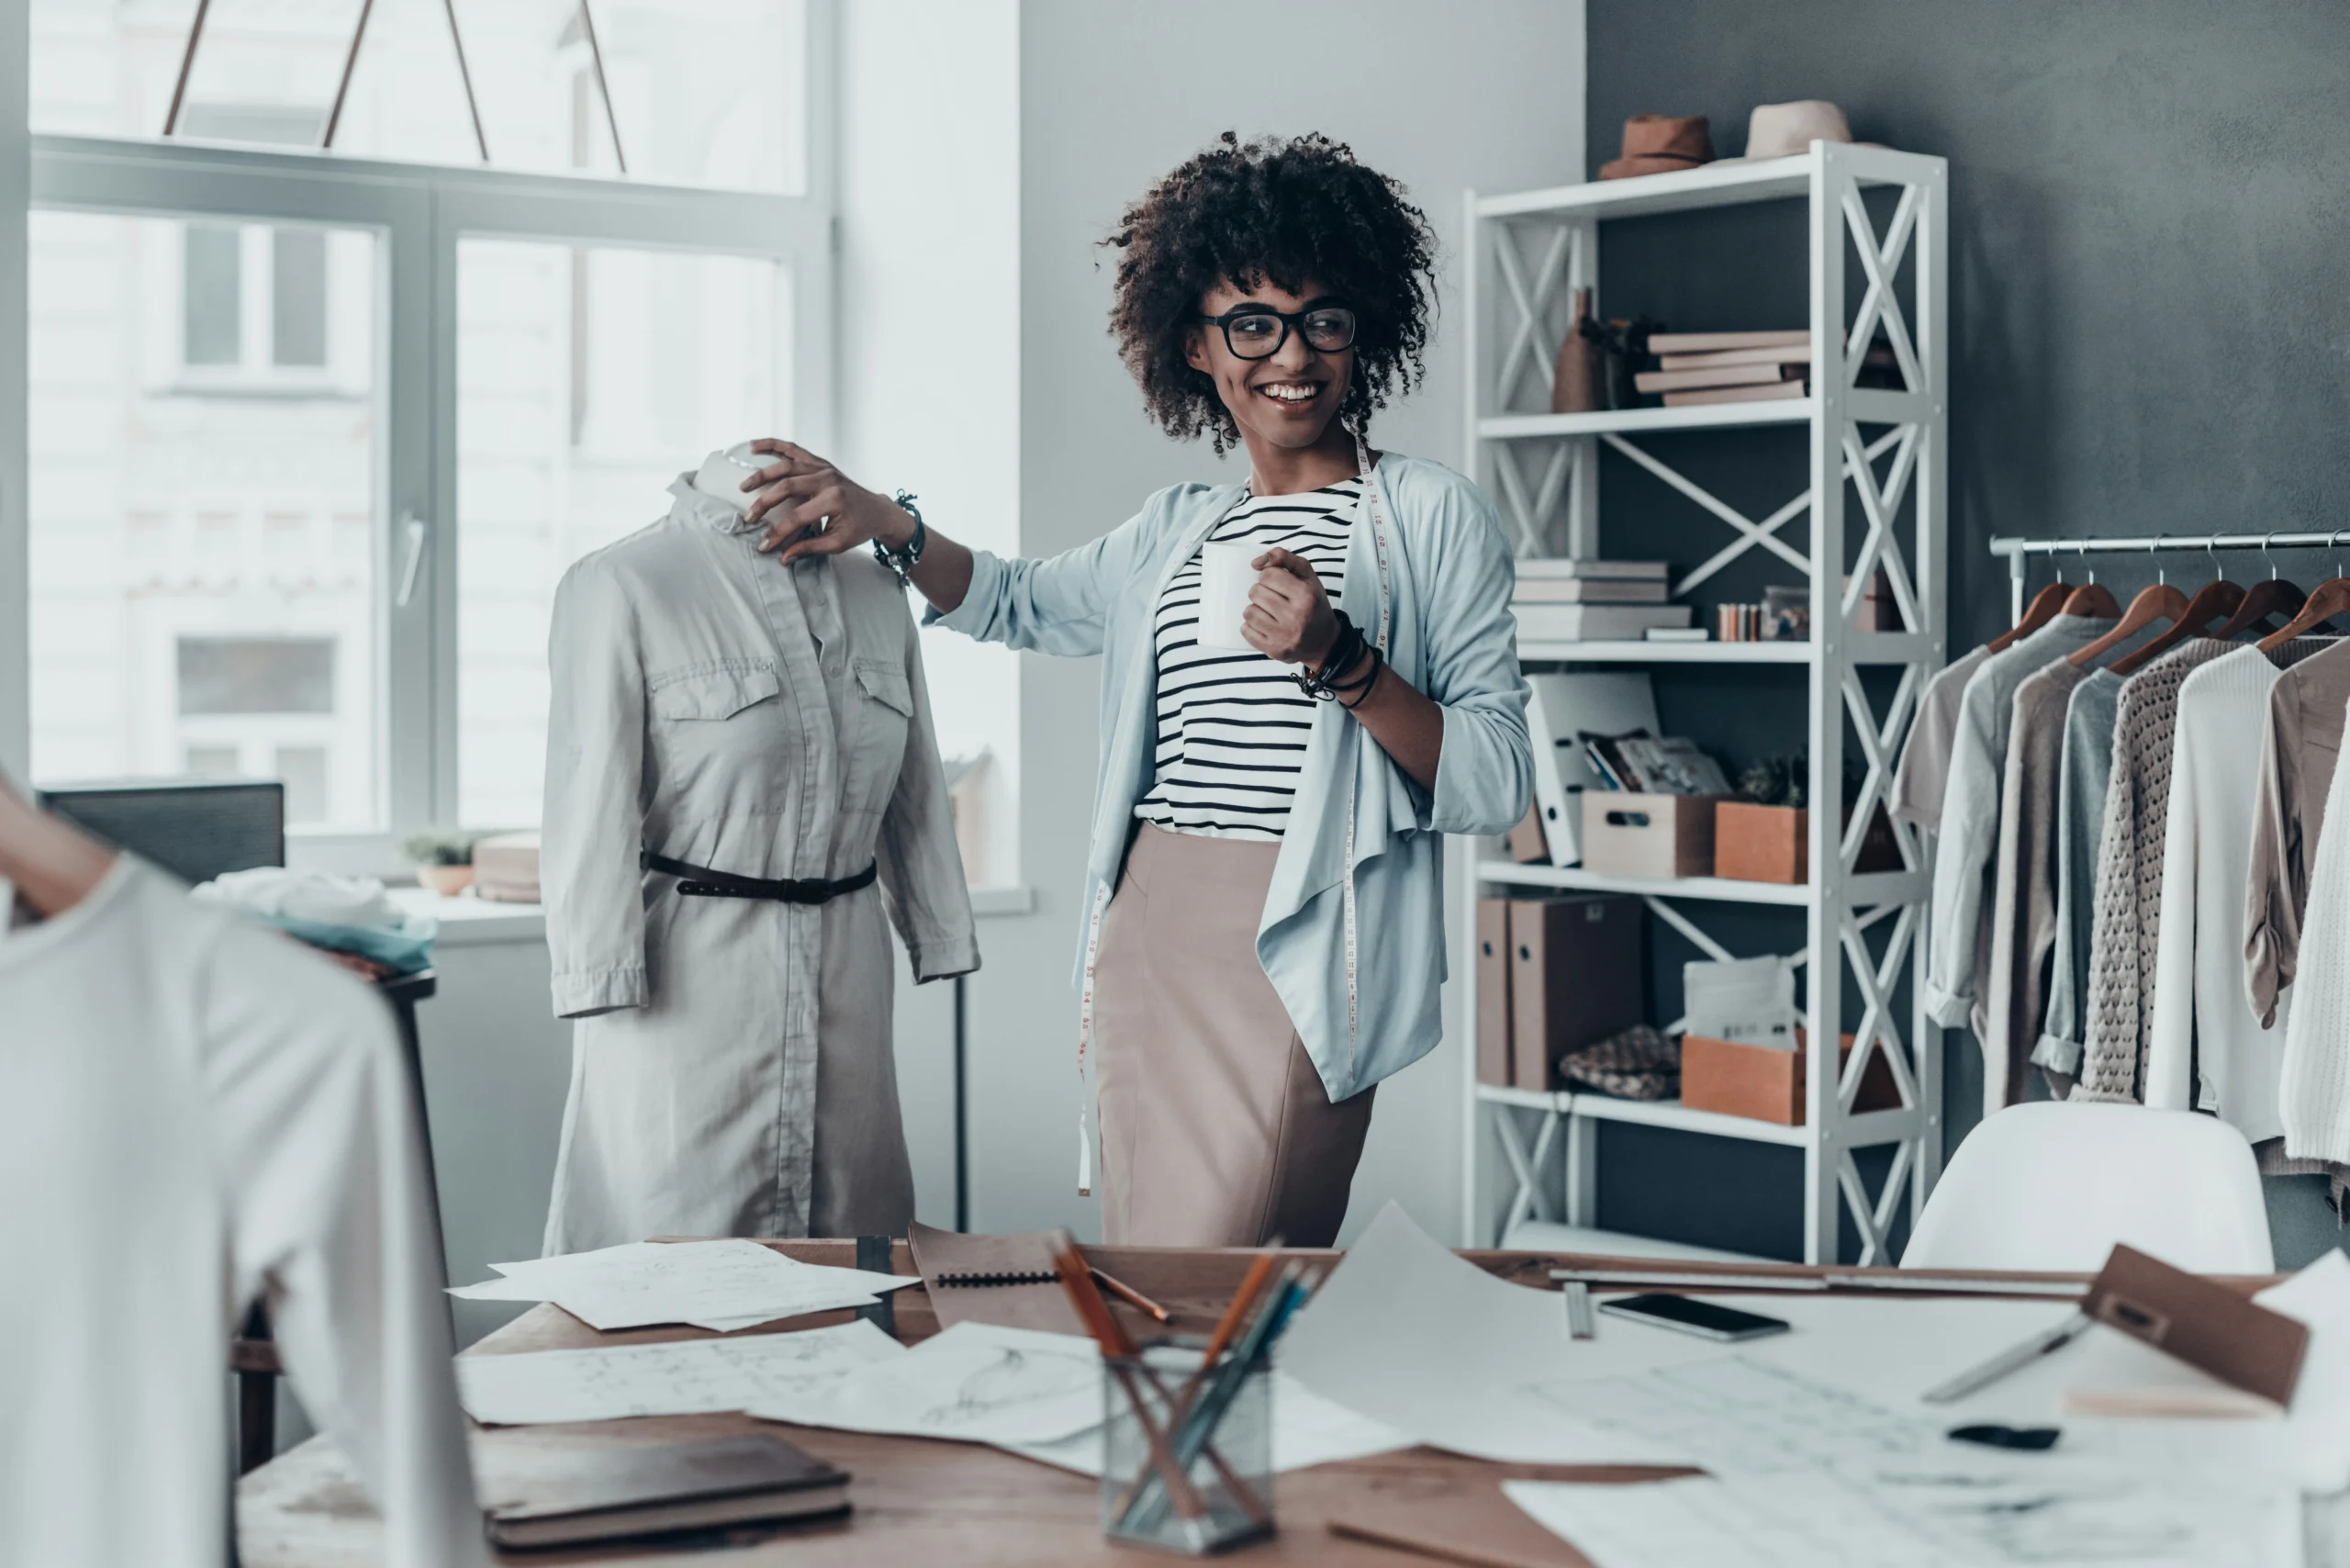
[1337,646,1384,709]
[871,491,925,585]
[1293,611,1368,700]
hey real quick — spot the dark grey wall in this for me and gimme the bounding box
[1583,0,2350,1265]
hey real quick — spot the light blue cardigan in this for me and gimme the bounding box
[932,453,1530,1141]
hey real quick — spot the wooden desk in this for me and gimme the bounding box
[229,1243,2144,1566]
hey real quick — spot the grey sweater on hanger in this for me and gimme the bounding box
[1923,615,2115,1055]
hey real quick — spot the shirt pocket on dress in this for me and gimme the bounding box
[644,663,788,814]
[647,663,784,722]
[843,657,913,820]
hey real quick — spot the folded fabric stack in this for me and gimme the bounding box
[190,866,439,976]
[1511,559,1691,642]
[1635,330,1900,407]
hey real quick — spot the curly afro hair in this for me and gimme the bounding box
[1103,132,1438,454]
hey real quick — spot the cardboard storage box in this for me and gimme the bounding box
[1495,896,1644,1090]
[1580,792,1723,880]
[1680,1029,1902,1126]
[1711,801,1904,884]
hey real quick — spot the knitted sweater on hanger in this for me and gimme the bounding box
[2076,639,2234,1101]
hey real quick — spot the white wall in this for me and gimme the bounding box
[959,0,1588,1243]
[837,0,1023,890]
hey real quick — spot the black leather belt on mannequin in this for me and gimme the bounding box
[640,850,878,903]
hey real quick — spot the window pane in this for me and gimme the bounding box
[274,745,330,826]
[456,239,785,828]
[177,637,336,715]
[183,224,241,365]
[32,0,810,195]
[29,210,383,834]
[272,228,329,368]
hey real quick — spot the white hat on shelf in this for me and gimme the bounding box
[1714,99,1889,163]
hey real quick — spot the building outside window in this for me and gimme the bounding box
[20,0,829,857]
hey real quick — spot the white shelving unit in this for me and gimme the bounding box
[1456,144,1950,1265]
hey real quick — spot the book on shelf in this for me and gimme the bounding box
[1578,729,1640,792]
[1632,362,1797,395]
[1512,577,1670,604]
[484,1435,849,1550]
[1657,342,1812,371]
[1656,342,1896,373]
[1646,329,1808,353]
[1612,735,1734,796]
[1645,626,1710,643]
[1511,558,1670,580]
[1512,602,1694,641]
[1662,380,1808,409]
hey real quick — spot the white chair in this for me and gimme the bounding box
[1904,1102,2274,1273]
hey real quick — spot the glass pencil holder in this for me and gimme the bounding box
[1099,1341,1274,1556]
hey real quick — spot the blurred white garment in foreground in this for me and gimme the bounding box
[0,857,487,1568]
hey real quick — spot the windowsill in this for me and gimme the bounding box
[387,886,544,947]
[970,885,1035,918]
[391,884,1035,949]
[162,380,365,403]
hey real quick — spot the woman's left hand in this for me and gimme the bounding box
[1243,548,1342,668]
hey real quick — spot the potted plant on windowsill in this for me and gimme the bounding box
[400,830,482,898]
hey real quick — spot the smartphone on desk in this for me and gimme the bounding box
[1596,1293,1790,1342]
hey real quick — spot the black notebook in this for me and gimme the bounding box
[484,1434,848,1550]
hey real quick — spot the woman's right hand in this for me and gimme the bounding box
[741,440,916,565]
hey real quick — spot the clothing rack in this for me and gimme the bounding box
[1989,532,2350,622]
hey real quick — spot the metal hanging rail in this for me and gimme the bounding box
[1989,531,2350,621]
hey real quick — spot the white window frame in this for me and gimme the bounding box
[0,0,837,872]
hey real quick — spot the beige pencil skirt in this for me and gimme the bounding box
[1092,823,1375,1248]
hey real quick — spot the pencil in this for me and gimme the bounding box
[1198,1247,1283,1372]
[1091,1266,1172,1324]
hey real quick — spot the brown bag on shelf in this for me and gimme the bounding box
[1550,287,1597,414]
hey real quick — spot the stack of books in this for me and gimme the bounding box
[1512,560,1691,642]
[1633,330,1899,408]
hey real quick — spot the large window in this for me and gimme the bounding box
[20,1,833,858]
[455,240,786,828]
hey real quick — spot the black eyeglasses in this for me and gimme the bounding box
[1192,300,1359,360]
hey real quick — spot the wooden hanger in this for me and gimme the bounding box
[2211,576,2304,642]
[1986,580,2070,652]
[2059,580,2123,619]
[2068,580,2187,666]
[2258,575,2350,652]
[2108,575,2244,678]
[0,770,115,920]
[2213,538,2306,642]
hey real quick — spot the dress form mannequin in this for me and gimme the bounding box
[690,442,764,514]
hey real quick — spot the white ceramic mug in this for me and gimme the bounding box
[1194,540,1262,651]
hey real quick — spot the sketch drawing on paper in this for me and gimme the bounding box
[922,1346,1095,1431]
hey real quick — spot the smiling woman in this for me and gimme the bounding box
[728,132,1531,1249]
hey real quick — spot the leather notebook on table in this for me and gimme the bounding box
[906,1219,1085,1335]
[482,1434,847,1550]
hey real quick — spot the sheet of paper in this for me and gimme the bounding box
[1510,1357,2302,1567]
[1508,1463,2301,1568]
[749,1321,1107,1446]
[2258,1249,2350,1493]
[1278,1202,1715,1464]
[446,1239,919,1332]
[995,1372,1412,1475]
[456,1320,903,1425]
[2062,1324,2285,1418]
